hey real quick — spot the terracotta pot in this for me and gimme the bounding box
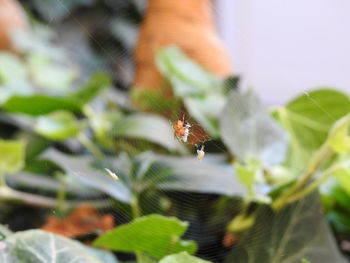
[0,0,27,51]
[133,0,232,90]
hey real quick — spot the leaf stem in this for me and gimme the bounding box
[56,174,67,213]
[289,142,332,195]
[271,142,333,211]
[284,163,344,205]
[131,194,141,218]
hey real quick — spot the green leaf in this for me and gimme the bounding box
[34,111,85,140]
[156,46,219,95]
[67,72,111,104]
[320,178,350,210]
[327,113,350,154]
[276,89,350,170]
[170,240,197,256]
[0,52,27,85]
[110,113,185,152]
[227,214,256,233]
[159,252,211,263]
[0,140,25,174]
[301,260,311,263]
[3,94,81,115]
[11,27,66,60]
[0,224,12,239]
[41,149,132,203]
[184,95,224,137]
[225,193,347,263]
[27,54,76,92]
[0,52,32,103]
[8,171,99,197]
[155,155,246,196]
[220,89,288,166]
[0,229,118,263]
[235,163,256,197]
[331,162,350,196]
[137,253,158,263]
[83,246,120,263]
[156,46,226,137]
[131,85,180,114]
[3,73,111,116]
[93,214,196,259]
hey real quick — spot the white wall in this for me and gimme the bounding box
[216,0,350,105]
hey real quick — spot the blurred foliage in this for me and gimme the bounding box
[0,228,119,263]
[93,214,197,259]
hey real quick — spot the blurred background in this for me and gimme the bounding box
[216,0,350,105]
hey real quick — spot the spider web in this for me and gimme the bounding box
[36,2,234,261]
[8,1,344,263]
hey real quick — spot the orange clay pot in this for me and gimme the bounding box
[133,0,232,91]
[0,0,27,52]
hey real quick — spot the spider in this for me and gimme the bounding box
[172,117,191,143]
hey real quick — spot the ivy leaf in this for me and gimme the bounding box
[184,95,224,137]
[110,113,185,152]
[0,52,32,103]
[67,72,111,104]
[3,73,111,116]
[275,89,350,170]
[320,178,350,232]
[41,149,132,203]
[156,46,226,137]
[329,162,350,196]
[155,155,246,196]
[93,214,197,259]
[220,89,288,166]
[0,140,25,174]
[3,94,81,115]
[137,253,158,263]
[156,46,219,95]
[159,252,211,263]
[0,229,119,263]
[327,113,350,154]
[34,111,85,140]
[0,224,12,239]
[27,54,76,92]
[225,193,347,263]
[235,163,256,198]
[0,52,27,85]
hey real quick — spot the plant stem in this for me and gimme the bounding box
[131,194,141,218]
[284,163,344,205]
[77,133,104,159]
[271,142,333,211]
[56,175,67,213]
[289,142,332,195]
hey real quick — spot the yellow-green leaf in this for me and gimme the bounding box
[0,140,25,174]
